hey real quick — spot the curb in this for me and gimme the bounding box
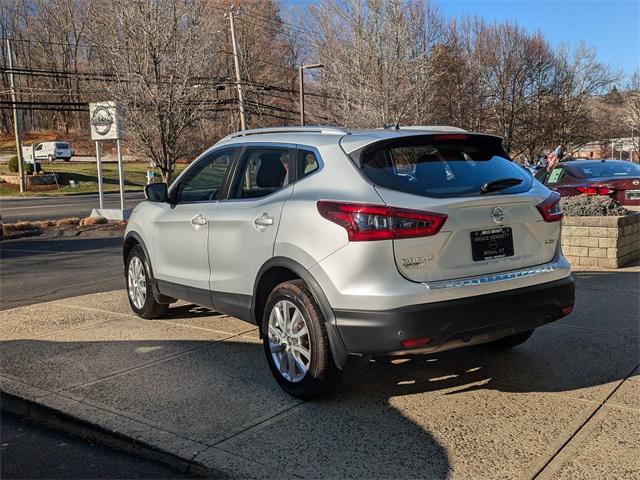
[0,391,206,478]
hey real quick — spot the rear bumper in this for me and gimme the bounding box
[334,276,575,356]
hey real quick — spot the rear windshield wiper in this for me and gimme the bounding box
[481,177,523,194]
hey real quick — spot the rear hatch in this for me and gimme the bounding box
[354,133,560,282]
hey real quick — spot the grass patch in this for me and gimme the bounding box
[0,162,186,197]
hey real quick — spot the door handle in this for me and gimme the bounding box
[191,214,207,229]
[254,213,274,227]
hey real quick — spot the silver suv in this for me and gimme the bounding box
[124,126,575,398]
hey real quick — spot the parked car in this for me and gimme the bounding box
[123,126,575,398]
[535,160,640,206]
[33,141,73,162]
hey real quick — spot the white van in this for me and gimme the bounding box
[34,142,73,162]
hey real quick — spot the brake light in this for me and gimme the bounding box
[401,337,431,348]
[317,201,447,241]
[536,192,563,222]
[576,186,613,195]
[431,134,469,141]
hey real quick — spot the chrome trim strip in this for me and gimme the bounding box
[425,262,565,290]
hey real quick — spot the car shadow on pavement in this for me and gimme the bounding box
[0,336,452,479]
[163,304,227,319]
[2,269,637,478]
[4,327,636,478]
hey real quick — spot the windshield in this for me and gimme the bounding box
[573,161,640,178]
[359,135,532,198]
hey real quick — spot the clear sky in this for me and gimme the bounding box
[284,0,639,82]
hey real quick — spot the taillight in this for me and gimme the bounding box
[536,192,563,222]
[317,201,447,241]
[576,186,613,195]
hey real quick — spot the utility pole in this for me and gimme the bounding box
[298,63,323,126]
[298,65,305,126]
[228,10,246,130]
[7,38,25,192]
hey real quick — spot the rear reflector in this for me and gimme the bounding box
[536,192,563,222]
[576,186,613,195]
[317,201,447,241]
[562,306,573,315]
[401,337,431,348]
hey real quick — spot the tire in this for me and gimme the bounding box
[63,157,70,162]
[485,329,534,350]
[262,279,341,399]
[125,245,169,319]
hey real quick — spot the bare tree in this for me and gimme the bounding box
[86,0,226,182]
[308,0,444,128]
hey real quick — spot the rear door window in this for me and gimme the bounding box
[359,134,532,198]
[55,143,69,149]
[232,146,293,199]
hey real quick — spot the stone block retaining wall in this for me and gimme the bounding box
[562,213,640,268]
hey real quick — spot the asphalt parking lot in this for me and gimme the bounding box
[0,236,124,310]
[0,267,638,479]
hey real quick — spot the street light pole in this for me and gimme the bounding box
[298,63,323,126]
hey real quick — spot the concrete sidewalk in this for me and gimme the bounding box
[1,271,638,479]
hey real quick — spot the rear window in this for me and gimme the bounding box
[55,142,69,149]
[573,161,640,178]
[359,135,532,198]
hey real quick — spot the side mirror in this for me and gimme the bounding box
[144,182,168,202]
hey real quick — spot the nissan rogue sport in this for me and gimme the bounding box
[123,126,575,398]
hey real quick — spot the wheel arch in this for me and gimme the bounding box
[123,231,152,274]
[123,231,171,304]
[252,257,350,370]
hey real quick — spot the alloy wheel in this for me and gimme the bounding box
[127,256,147,310]
[268,300,312,383]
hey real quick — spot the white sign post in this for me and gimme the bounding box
[89,101,130,220]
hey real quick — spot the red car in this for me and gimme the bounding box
[535,160,640,206]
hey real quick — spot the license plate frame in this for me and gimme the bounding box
[625,190,640,200]
[471,227,514,261]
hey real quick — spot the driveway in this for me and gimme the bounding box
[0,268,638,479]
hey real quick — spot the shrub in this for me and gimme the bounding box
[8,155,19,172]
[55,217,81,226]
[79,216,108,227]
[5,221,41,232]
[560,195,629,217]
[7,157,40,175]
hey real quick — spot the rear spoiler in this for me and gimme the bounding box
[347,133,508,167]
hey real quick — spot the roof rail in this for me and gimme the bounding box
[219,126,350,142]
[385,125,467,132]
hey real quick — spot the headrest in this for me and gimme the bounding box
[256,154,286,188]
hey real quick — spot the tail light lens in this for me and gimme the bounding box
[536,192,563,222]
[317,201,447,241]
[576,186,613,195]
